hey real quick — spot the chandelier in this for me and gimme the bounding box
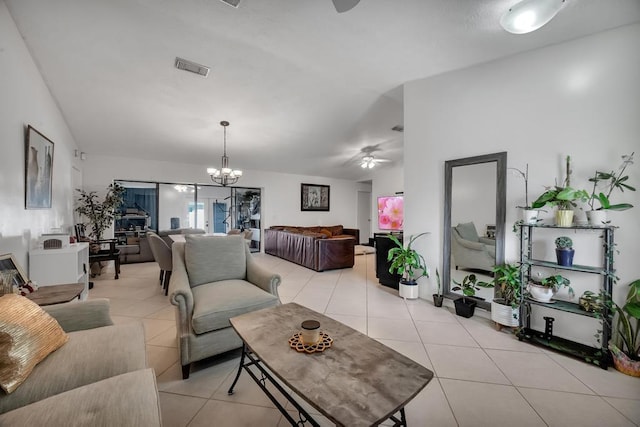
[206,121,242,186]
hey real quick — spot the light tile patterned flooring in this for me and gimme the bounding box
[89,253,640,426]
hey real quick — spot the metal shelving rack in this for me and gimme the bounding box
[517,223,615,369]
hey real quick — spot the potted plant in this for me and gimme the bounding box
[432,269,443,307]
[532,155,589,227]
[510,164,539,224]
[608,279,640,377]
[76,183,125,243]
[491,263,521,329]
[555,236,574,267]
[585,152,635,226]
[528,274,573,303]
[387,232,429,300]
[451,274,493,318]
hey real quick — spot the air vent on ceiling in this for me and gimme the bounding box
[391,125,404,132]
[219,0,240,7]
[175,57,210,77]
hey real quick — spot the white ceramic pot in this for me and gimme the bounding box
[399,281,419,299]
[555,210,574,227]
[529,283,554,303]
[523,209,539,224]
[491,300,519,327]
[586,210,607,226]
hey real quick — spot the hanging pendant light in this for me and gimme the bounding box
[500,0,566,34]
[206,121,243,186]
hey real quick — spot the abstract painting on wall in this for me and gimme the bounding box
[25,125,54,209]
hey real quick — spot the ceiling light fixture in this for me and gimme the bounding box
[500,0,565,34]
[361,156,376,169]
[207,121,242,186]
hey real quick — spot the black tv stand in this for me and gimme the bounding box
[374,232,403,289]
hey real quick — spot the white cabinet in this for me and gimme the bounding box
[29,242,89,300]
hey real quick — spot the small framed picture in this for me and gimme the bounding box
[301,183,330,211]
[0,253,29,289]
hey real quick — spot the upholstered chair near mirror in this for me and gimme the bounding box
[443,152,506,311]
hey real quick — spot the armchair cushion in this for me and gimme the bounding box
[455,222,480,242]
[191,279,279,334]
[185,235,246,287]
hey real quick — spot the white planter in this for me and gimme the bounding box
[399,282,419,299]
[491,300,519,327]
[586,210,607,226]
[523,209,539,224]
[555,209,574,227]
[529,283,554,303]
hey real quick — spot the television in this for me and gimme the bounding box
[377,195,403,231]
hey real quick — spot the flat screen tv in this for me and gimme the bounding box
[377,195,403,231]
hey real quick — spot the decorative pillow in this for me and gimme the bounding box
[319,229,332,238]
[456,222,479,242]
[326,225,344,236]
[0,294,69,394]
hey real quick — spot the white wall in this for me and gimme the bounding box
[404,24,640,344]
[0,2,81,269]
[82,154,370,239]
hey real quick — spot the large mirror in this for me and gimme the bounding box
[443,152,506,311]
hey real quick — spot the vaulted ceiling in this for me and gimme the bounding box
[6,0,640,180]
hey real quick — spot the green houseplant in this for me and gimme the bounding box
[555,236,574,267]
[451,274,493,318]
[388,232,429,300]
[490,263,522,329]
[532,155,589,226]
[528,273,573,303]
[609,279,640,376]
[75,183,125,242]
[433,268,443,307]
[585,152,635,226]
[510,164,540,224]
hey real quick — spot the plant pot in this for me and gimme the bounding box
[399,280,419,299]
[523,209,539,224]
[528,283,554,303]
[491,299,519,328]
[555,209,574,227]
[453,297,476,318]
[610,344,640,377]
[586,210,607,226]
[555,248,574,267]
[433,294,443,307]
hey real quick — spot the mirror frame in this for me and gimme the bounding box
[443,151,507,311]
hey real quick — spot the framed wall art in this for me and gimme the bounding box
[25,125,54,209]
[0,253,29,289]
[301,183,330,211]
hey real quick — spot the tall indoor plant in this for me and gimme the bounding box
[388,232,429,300]
[585,152,635,225]
[75,183,125,242]
[608,279,640,376]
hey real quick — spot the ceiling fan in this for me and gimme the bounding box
[360,154,391,169]
[219,0,361,13]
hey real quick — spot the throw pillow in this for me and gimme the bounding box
[0,294,69,394]
[319,229,332,238]
[455,222,480,242]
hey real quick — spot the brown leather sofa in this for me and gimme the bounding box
[264,225,359,271]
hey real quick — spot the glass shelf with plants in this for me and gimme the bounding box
[517,222,615,369]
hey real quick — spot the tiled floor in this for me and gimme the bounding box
[90,252,640,426]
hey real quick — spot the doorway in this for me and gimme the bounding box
[356,191,371,245]
[212,202,228,233]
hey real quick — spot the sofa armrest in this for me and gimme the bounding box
[245,246,281,296]
[168,242,194,320]
[343,228,360,243]
[455,237,486,251]
[479,237,495,246]
[42,298,113,332]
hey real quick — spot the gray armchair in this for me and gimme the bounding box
[147,231,173,295]
[168,235,281,379]
[451,222,496,274]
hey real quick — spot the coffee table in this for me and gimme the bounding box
[228,303,433,426]
[24,283,84,306]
